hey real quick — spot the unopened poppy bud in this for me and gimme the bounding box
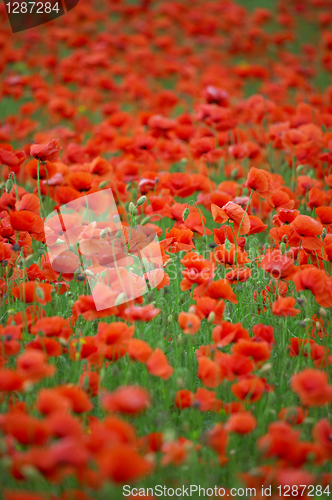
[182,207,190,221]
[100,228,109,238]
[315,321,321,331]
[137,195,146,206]
[5,178,13,193]
[280,241,286,255]
[99,181,108,189]
[115,292,127,306]
[129,202,136,215]
[207,311,215,323]
[188,305,196,314]
[22,465,41,480]
[322,228,326,240]
[177,334,182,345]
[296,164,305,173]
[303,344,311,357]
[177,377,184,388]
[35,287,45,301]
[55,238,65,246]
[168,314,173,323]
[202,234,208,242]
[318,307,327,319]
[85,270,94,278]
[163,429,176,443]
[82,376,89,391]
[259,363,272,373]
[100,367,106,382]
[225,238,231,252]
[296,296,307,308]
[230,168,238,179]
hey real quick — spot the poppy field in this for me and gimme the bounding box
[1,0,332,498]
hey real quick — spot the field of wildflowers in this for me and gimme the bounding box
[1,0,332,498]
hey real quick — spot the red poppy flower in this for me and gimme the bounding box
[291,368,332,406]
[30,139,61,162]
[101,386,150,415]
[146,349,173,380]
[178,312,201,334]
[231,376,265,403]
[12,282,53,305]
[272,296,300,317]
[225,412,257,434]
[246,167,274,199]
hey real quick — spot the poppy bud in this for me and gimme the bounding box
[35,287,45,301]
[280,242,286,255]
[182,207,190,221]
[140,217,150,225]
[230,168,238,179]
[202,234,208,242]
[225,238,231,252]
[100,367,106,382]
[322,228,326,241]
[85,270,94,278]
[99,181,108,189]
[177,334,182,345]
[100,228,110,238]
[54,238,65,246]
[137,195,146,206]
[163,428,176,443]
[296,164,305,173]
[168,314,173,323]
[318,307,327,319]
[296,296,307,308]
[259,363,272,373]
[177,377,184,388]
[115,292,127,306]
[207,311,215,323]
[22,465,42,480]
[5,178,13,193]
[6,267,14,278]
[188,305,196,314]
[129,202,136,215]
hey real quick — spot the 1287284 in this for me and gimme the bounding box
[5,2,60,13]
[277,485,330,497]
